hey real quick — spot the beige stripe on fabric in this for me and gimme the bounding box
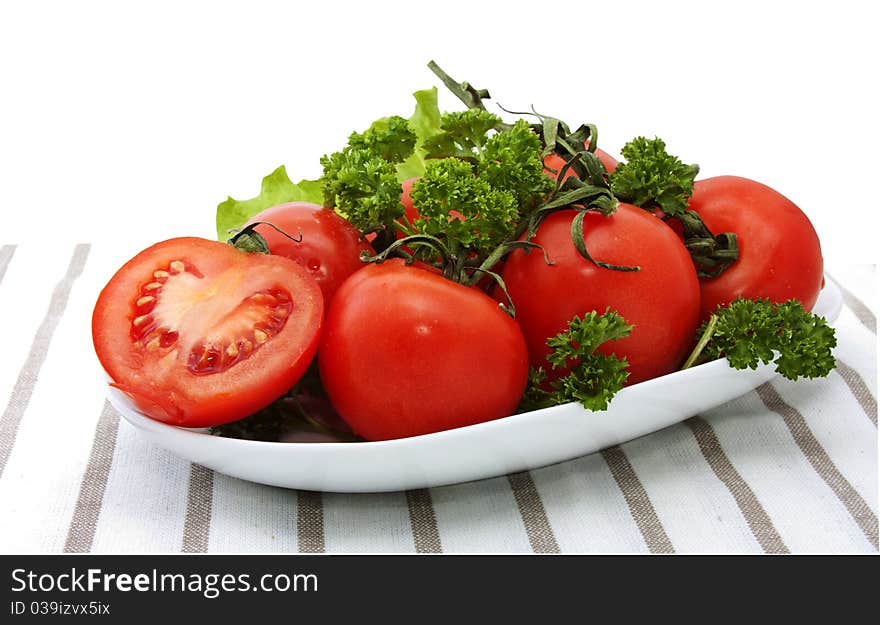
[756,383,879,549]
[836,280,876,334]
[601,446,675,554]
[507,471,560,553]
[0,244,89,479]
[835,359,877,426]
[0,244,16,284]
[63,401,121,553]
[686,416,789,554]
[297,491,325,553]
[406,489,442,553]
[182,464,214,553]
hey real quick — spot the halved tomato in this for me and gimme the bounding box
[92,237,323,427]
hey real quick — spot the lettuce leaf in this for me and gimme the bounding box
[396,87,442,181]
[215,166,322,241]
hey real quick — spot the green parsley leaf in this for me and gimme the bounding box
[696,298,837,381]
[477,119,554,212]
[407,117,551,262]
[517,367,554,413]
[348,115,417,163]
[407,158,519,258]
[422,109,503,160]
[519,310,632,413]
[610,137,698,216]
[319,115,417,236]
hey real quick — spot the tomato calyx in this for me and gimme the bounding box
[673,210,739,278]
[360,234,549,318]
[226,221,303,254]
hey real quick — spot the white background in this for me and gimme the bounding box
[1,0,878,277]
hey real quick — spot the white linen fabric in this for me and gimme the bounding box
[0,243,875,554]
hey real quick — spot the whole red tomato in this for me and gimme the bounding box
[501,205,701,385]
[687,176,824,319]
[92,237,323,427]
[318,259,529,440]
[244,202,373,301]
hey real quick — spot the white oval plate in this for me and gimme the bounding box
[108,280,842,493]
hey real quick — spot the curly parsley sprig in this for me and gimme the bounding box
[519,310,632,413]
[683,298,837,380]
[609,137,739,277]
[353,104,554,297]
[405,113,552,260]
[319,116,417,252]
[408,158,519,259]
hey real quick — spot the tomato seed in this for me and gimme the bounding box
[250,292,277,306]
[169,260,185,274]
[240,339,253,356]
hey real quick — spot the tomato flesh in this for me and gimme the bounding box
[318,259,529,441]
[93,237,323,427]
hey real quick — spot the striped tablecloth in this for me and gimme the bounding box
[0,243,876,554]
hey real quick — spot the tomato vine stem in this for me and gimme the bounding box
[681,313,718,369]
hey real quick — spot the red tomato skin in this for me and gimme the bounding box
[501,205,701,385]
[318,259,529,441]
[400,177,419,229]
[687,176,824,319]
[92,237,323,427]
[245,202,373,302]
